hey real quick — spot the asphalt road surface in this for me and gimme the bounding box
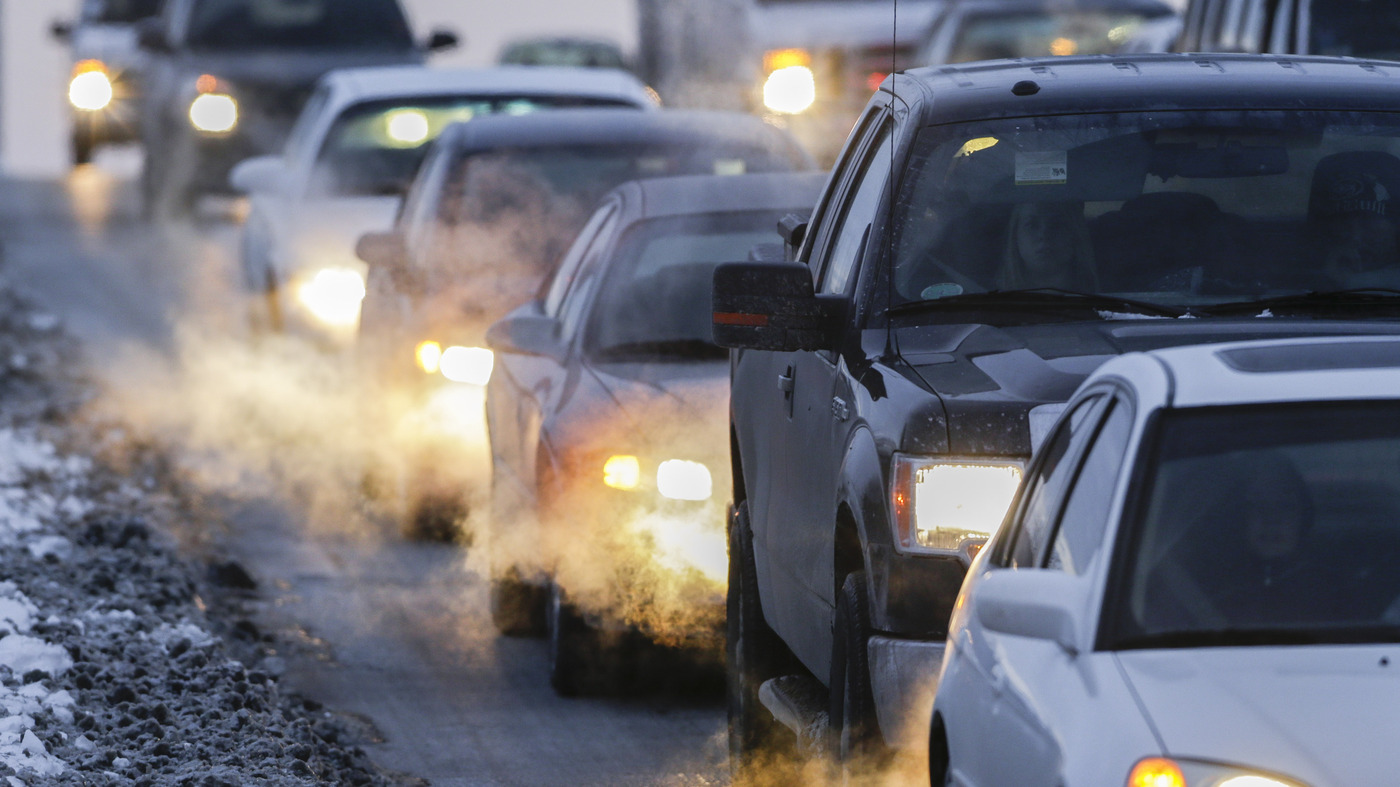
[0,151,729,787]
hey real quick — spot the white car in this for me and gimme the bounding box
[229,65,656,343]
[931,334,1400,787]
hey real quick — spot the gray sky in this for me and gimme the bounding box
[0,0,637,176]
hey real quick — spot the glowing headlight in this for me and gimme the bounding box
[603,455,641,491]
[1127,757,1308,787]
[416,341,443,374]
[763,66,817,115]
[657,460,713,502]
[295,268,366,328]
[68,62,113,111]
[439,346,494,386]
[385,109,430,146]
[891,455,1022,557]
[190,93,238,134]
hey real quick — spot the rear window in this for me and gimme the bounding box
[186,0,414,51]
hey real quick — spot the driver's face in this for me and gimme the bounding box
[1322,212,1399,277]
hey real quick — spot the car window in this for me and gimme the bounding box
[400,145,454,264]
[1047,398,1133,576]
[83,0,163,23]
[283,85,331,167]
[800,109,881,267]
[544,204,619,318]
[184,0,414,51]
[817,125,893,295]
[556,215,620,342]
[1001,395,1106,569]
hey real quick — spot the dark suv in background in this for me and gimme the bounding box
[136,0,457,218]
[1176,0,1400,59]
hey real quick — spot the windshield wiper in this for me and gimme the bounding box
[592,339,726,361]
[1197,288,1400,315]
[887,288,1189,319]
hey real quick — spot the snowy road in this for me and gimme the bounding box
[0,155,728,786]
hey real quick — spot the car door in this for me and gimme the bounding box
[762,109,895,668]
[963,394,1134,786]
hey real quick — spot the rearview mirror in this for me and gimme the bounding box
[712,261,841,352]
[355,231,407,270]
[975,570,1083,655]
[229,155,288,195]
[426,29,460,52]
[485,311,564,360]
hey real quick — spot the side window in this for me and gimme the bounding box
[401,148,454,265]
[816,127,894,295]
[284,86,331,166]
[798,110,883,267]
[545,205,619,318]
[1002,396,1107,568]
[555,214,621,339]
[1047,399,1134,575]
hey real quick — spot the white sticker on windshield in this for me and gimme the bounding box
[1016,151,1068,186]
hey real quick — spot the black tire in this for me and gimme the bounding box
[929,718,952,786]
[489,568,547,637]
[830,571,888,770]
[727,502,796,782]
[71,131,94,166]
[401,487,468,544]
[546,580,617,696]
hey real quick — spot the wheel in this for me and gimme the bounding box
[489,567,547,637]
[400,485,468,544]
[830,571,888,771]
[929,719,952,786]
[71,130,94,166]
[546,580,619,696]
[727,501,796,783]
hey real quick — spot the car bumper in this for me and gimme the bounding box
[868,635,946,750]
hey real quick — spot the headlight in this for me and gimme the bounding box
[295,268,365,328]
[439,346,494,386]
[657,460,712,502]
[890,455,1022,557]
[69,61,113,111]
[763,66,816,115]
[1127,757,1308,787]
[603,455,641,491]
[189,75,238,134]
[416,341,443,374]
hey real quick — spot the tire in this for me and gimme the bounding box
[546,580,618,696]
[489,567,547,637]
[929,719,952,786]
[727,502,796,783]
[71,131,94,166]
[830,571,888,771]
[400,486,468,543]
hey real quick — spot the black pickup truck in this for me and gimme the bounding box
[715,53,1400,776]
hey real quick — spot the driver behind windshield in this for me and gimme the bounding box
[998,200,1097,291]
[1308,150,1400,290]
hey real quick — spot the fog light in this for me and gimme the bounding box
[439,346,494,385]
[763,66,816,115]
[604,455,641,491]
[190,94,238,134]
[416,341,442,374]
[69,63,113,111]
[296,268,366,328]
[657,460,712,501]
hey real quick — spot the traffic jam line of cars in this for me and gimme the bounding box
[50,0,1400,783]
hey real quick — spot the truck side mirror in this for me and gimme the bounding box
[712,261,842,352]
[485,310,564,361]
[355,231,407,270]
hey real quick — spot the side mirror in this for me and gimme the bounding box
[485,310,564,360]
[974,570,1083,655]
[355,231,407,270]
[426,29,460,52]
[777,213,808,248]
[50,20,73,41]
[712,261,842,352]
[136,20,171,52]
[228,155,288,195]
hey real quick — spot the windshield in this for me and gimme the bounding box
[308,98,641,198]
[1104,402,1400,649]
[945,9,1164,62]
[82,0,163,23]
[185,0,413,51]
[1310,0,1400,60]
[586,212,788,361]
[890,110,1400,322]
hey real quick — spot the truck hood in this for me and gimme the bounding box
[895,318,1400,454]
[748,1,943,50]
[1116,646,1400,786]
[175,49,421,89]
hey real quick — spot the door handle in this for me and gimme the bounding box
[778,371,794,393]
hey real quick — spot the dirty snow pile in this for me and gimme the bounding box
[0,285,410,786]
